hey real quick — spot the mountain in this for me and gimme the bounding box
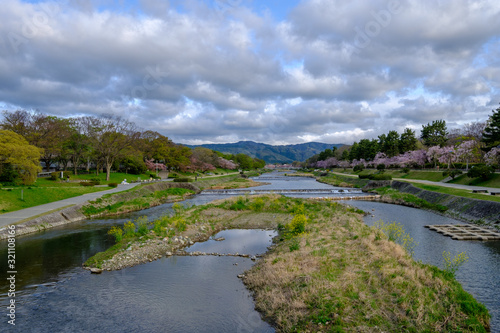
[186,141,344,164]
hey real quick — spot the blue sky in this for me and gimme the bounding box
[1,0,499,144]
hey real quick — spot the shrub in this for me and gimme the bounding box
[229,196,248,211]
[123,221,136,238]
[174,218,187,232]
[369,174,392,181]
[174,178,191,182]
[358,174,371,179]
[373,220,417,256]
[377,164,386,171]
[168,173,178,178]
[443,169,462,179]
[353,165,364,172]
[442,251,469,277]
[287,214,307,236]
[108,226,123,242]
[467,165,495,180]
[90,178,101,185]
[108,183,118,188]
[136,217,149,236]
[402,167,410,174]
[79,181,94,187]
[250,197,265,211]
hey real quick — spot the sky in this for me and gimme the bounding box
[1,0,499,145]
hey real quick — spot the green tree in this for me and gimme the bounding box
[383,130,400,157]
[399,128,418,153]
[421,120,448,147]
[482,104,500,149]
[0,130,42,185]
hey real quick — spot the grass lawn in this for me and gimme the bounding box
[0,171,152,214]
[411,183,500,203]
[0,186,107,213]
[448,173,500,188]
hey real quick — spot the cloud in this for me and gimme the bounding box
[0,0,499,145]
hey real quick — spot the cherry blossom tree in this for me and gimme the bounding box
[145,159,167,172]
[455,140,478,170]
[485,147,500,167]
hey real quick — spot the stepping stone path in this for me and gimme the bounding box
[425,224,500,241]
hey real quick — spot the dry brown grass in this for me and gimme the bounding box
[242,197,490,332]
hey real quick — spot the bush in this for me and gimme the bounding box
[358,174,371,179]
[377,164,386,171]
[467,165,495,180]
[402,167,410,174]
[443,169,462,179]
[369,174,392,180]
[353,165,364,172]
[108,183,118,188]
[108,226,123,242]
[287,214,307,235]
[50,171,72,181]
[123,221,136,238]
[79,181,94,187]
[168,173,178,178]
[173,177,191,182]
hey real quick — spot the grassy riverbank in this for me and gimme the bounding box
[86,195,489,332]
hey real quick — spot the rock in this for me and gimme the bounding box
[90,268,103,274]
[237,274,245,278]
[214,237,225,241]
[251,256,257,261]
[166,251,172,256]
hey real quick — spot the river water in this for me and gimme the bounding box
[0,171,499,331]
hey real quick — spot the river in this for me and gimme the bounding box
[0,171,499,331]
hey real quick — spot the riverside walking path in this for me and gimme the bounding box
[0,182,143,228]
[330,171,500,193]
[0,172,240,228]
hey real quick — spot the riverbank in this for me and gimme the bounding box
[0,174,262,239]
[86,195,490,332]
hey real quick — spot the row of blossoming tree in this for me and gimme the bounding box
[308,105,500,170]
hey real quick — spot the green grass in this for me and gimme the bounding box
[448,173,500,188]
[411,183,500,203]
[0,186,107,213]
[0,171,167,214]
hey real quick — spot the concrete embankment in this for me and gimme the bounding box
[388,181,500,226]
[0,182,200,240]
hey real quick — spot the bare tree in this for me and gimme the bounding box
[81,115,140,181]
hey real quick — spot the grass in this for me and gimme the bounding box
[374,186,449,212]
[411,183,500,203]
[81,187,195,217]
[86,195,490,332]
[448,173,500,188]
[0,185,106,213]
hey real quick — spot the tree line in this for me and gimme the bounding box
[306,105,500,170]
[0,110,265,184]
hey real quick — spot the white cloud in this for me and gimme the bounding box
[0,0,499,144]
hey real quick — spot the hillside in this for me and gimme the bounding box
[186,141,343,164]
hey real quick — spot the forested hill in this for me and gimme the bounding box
[186,141,344,164]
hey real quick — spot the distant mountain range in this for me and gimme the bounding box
[186,141,344,164]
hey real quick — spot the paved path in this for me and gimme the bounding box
[0,182,144,227]
[0,172,241,228]
[330,172,500,194]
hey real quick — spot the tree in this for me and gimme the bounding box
[455,140,479,170]
[81,115,139,181]
[484,147,500,167]
[467,165,495,180]
[0,130,42,185]
[382,130,400,157]
[482,104,500,149]
[421,120,448,147]
[1,110,73,171]
[399,128,418,153]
